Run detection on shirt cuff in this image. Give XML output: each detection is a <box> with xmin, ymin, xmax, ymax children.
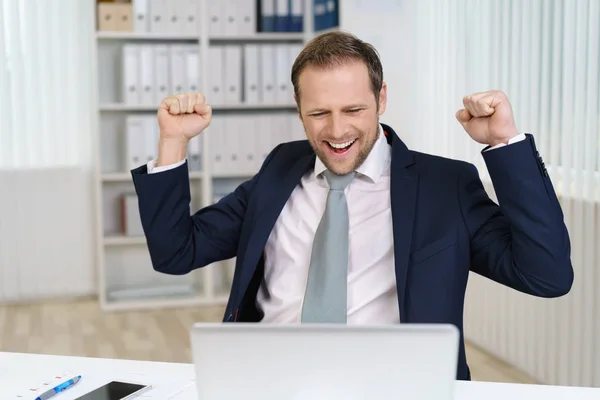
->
<box><xmin>484</xmin><ymin>133</ymin><xmax>527</xmax><ymax>152</ymax></box>
<box><xmin>147</xmin><ymin>158</ymin><xmax>186</xmax><ymax>174</ymax></box>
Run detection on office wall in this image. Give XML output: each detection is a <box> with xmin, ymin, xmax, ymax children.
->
<box><xmin>0</xmin><ymin>1</ymin><xmax>97</xmax><ymax>301</ymax></box>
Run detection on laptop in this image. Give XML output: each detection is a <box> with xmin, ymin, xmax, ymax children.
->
<box><xmin>189</xmin><ymin>323</ymin><xmax>459</xmax><ymax>400</ymax></box>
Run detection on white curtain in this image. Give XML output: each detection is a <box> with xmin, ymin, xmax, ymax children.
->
<box><xmin>0</xmin><ymin>0</ymin><xmax>97</xmax><ymax>301</ymax></box>
<box><xmin>0</xmin><ymin>0</ymin><xmax>95</xmax><ymax>169</ymax></box>
<box><xmin>407</xmin><ymin>0</ymin><xmax>600</xmax><ymax>388</ymax></box>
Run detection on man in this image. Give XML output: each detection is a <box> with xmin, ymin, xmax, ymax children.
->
<box><xmin>131</xmin><ymin>31</ymin><xmax>573</xmax><ymax>380</ymax></box>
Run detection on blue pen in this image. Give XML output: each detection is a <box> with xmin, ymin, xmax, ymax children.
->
<box><xmin>35</xmin><ymin>376</ymin><xmax>82</xmax><ymax>400</ymax></box>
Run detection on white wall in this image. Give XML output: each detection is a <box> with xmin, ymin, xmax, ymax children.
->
<box><xmin>0</xmin><ymin>0</ymin><xmax>98</xmax><ymax>301</ymax></box>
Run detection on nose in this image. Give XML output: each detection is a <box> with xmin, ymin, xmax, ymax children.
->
<box><xmin>329</xmin><ymin>113</ymin><xmax>347</xmax><ymax>140</ymax></box>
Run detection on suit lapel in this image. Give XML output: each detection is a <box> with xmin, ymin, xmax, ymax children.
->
<box><xmin>382</xmin><ymin>124</ymin><xmax>418</xmax><ymax>322</ymax></box>
<box><xmin>237</xmin><ymin>151</ymin><xmax>315</xmax><ymax>303</ymax></box>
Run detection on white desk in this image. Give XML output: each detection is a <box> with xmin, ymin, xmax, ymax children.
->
<box><xmin>1</xmin><ymin>352</ymin><xmax>599</xmax><ymax>400</ymax></box>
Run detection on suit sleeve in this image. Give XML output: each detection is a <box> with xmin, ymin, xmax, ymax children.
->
<box><xmin>458</xmin><ymin>134</ymin><xmax>574</xmax><ymax>297</ymax></box>
<box><xmin>131</xmin><ymin>144</ymin><xmax>281</xmax><ymax>275</ymax></box>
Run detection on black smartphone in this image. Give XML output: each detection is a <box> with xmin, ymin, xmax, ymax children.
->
<box><xmin>74</xmin><ymin>381</ymin><xmax>152</xmax><ymax>400</ymax></box>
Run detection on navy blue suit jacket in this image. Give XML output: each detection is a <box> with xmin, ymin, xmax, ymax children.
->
<box><xmin>131</xmin><ymin>123</ymin><xmax>573</xmax><ymax>381</ymax></box>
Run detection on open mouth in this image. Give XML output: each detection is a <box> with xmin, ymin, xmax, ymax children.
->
<box><xmin>326</xmin><ymin>139</ymin><xmax>357</xmax><ymax>154</ymax></box>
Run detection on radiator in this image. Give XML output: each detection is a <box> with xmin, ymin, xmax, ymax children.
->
<box><xmin>465</xmin><ymin>177</ymin><xmax>600</xmax><ymax>387</ymax></box>
<box><xmin>0</xmin><ymin>168</ymin><xmax>96</xmax><ymax>302</ymax></box>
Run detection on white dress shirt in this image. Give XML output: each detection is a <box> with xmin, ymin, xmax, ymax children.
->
<box><xmin>147</xmin><ymin>126</ymin><xmax>526</xmax><ymax>324</ymax></box>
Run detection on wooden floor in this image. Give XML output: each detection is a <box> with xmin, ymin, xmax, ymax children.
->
<box><xmin>0</xmin><ymin>298</ymin><xmax>535</xmax><ymax>384</ymax></box>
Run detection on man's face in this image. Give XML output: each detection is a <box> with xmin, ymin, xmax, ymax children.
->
<box><xmin>296</xmin><ymin>60</ymin><xmax>387</xmax><ymax>175</ymax></box>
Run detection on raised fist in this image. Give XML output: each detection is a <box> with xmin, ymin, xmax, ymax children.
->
<box><xmin>455</xmin><ymin>90</ymin><xmax>518</xmax><ymax>147</ymax></box>
<box><xmin>157</xmin><ymin>93</ymin><xmax>212</xmax><ymax>141</ymax></box>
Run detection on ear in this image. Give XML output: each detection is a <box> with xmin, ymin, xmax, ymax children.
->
<box><xmin>377</xmin><ymin>82</ymin><xmax>387</xmax><ymax>115</ymax></box>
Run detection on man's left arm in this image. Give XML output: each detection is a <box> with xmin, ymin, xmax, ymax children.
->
<box><xmin>455</xmin><ymin>90</ymin><xmax>573</xmax><ymax>297</ymax></box>
<box><xmin>458</xmin><ymin>136</ymin><xmax>573</xmax><ymax>297</ymax></box>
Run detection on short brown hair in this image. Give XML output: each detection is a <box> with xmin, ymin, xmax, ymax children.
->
<box><xmin>291</xmin><ymin>31</ymin><xmax>384</xmax><ymax>105</ymax></box>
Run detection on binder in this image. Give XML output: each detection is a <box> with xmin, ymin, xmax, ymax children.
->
<box><xmin>153</xmin><ymin>45</ymin><xmax>170</xmax><ymax>104</ymax></box>
<box><xmin>208</xmin><ymin>46</ymin><xmax>225</xmax><ymax>105</ymax></box>
<box><xmin>181</xmin><ymin>0</ymin><xmax>200</xmax><ymax>35</ymax></box>
<box><xmin>223</xmin><ymin>115</ymin><xmax>242</xmax><ymax>174</ymax></box>
<box><xmin>325</xmin><ymin>0</ymin><xmax>338</xmax><ymax>29</ymax></box>
<box><xmin>208</xmin><ymin>0</ymin><xmax>224</xmax><ymax>36</ymax></box>
<box><xmin>165</xmin><ymin>0</ymin><xmax>183</xmax><ymax>33</ymax></box>
<box><xmin>313</xmin><ymin>0</ymin><xmax>326</xmax><ymax>31</ymax></box>
<box><xmin>149</xmin><ymin>0</ymin><xmax>168</xmax><ymax>33</ymax></box>
<box><xmin>259</xmin><ymin>45</ymin><xmax>276</xmax><ymax>104</ymax></box>
<box><xmin>121</xmin><ymin>194</ymin><xmax>144</xmax><ymax>237</ymax></box>
<box><xmin>240</xmin><ymin>116</ymin><xmax>258</xmax><ymax>173</ymax></box>
<box><xmin>224</xmin><ymin>45</ymin><xmax>242</xmax><ymax>105</ymax></box>
<box><xmin>132</xmin><ymin>0</ymin><xmax>149</xmax><ymax>32</ymax></box>
<box><xmin>185</xmin><ymin>44</ymin><xmax>200</xmax><ymax>93</ymax></box>
<box><xmin>189</xmin><ymin>135</ymin><xmax>203</xmax><ymax>171</ymax></box>
<box><xmin>122</xmin><ymin>44</ymin><xmax>140</xmax><ymax>105</ymax></box>
<box><xmin>169</xmin><ymin>45</ymin><xmax>187</xmax><ymax>95</ymax></box>
<box><xmin>237</xmin><ymin>0</ymin><xmax>257</xmax><ymax>35</ymax></box>
<box><xmin>259</xmin><ymin>0</ymin><xmax>275</xmax><ymax>32</ymax></box>
<box><xmin>243</xmin><ymin>44</ymin><xmax>261</xmax><ymax>104</ymax></box>
<box><xmin>274</xmin><ymin>44</ymin><xmax>292</xmax><ymax>105</ymax></box>
<box><xmin>223</xmin><ymin>0</ymin><xmax>238</xmax><ymax>36</ymax></box>
<box><xmin>210</xmin><ymin>116</ymin><xmax>226</xmax><ymax>174</ymax></box>
<box><xmin>289</xmin><ymin>0</ymin><xmax>303</xmax><ymax>32</ymax></box>
<box><xmin>139</xmin><ymin>45</ymin><xmax>155</xmax><ymax>106</ymax></box>
<box><xmin>274</xmin><ymin>0</ymin><xmax>289</xmax><ymax>32</ymax></box>
<box><xmin>125</xmin><ymin>115</ymin><xmax>145</xmax><ymax>170</ymax></box>
<box><xmin>143</xmin><ymin>115</ymin><xmax>159</xmax><ymax>164</ymax></box>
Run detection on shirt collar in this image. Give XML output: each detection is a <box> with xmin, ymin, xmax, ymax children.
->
<box><xmin>314</xmin><ymin>124</ymin><xmax>391</xmax><ymax>183</ymax></box>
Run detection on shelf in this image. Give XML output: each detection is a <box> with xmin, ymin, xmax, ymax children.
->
<box><xmin>102</xmin><ymin>171</ymin><xmax>204</xmax><ymax>182</ymax></box>
<box><xmin>96</xmin><ymin>31</ymin><xmax>304</xmax><ymax>42</ymax></box>
<box><xmin>212</xmin><ymin>172</ymin><xmax>256</xmax><ymax>179</ymax></box>
<box><xmin>104</xmin><ymin>235</ymin><xmax>146</xmax><ymax>246</ymax></box>
<box><xmin>209</xmin><ymin>32</ymin><xmax>304</xmax><ymax>42</ymax></box>
<box><xmin>102</xmin><ymin>294</ymin><xmax>228</xmax><ymax>312</ymax></box>
<box><xmin>96</xmin><ymin>31</ymin><xmax>199</xmax><ymax>41</ymax></box>
<box><xmin>99</xmin><ymin>103</ymin><xmax>297</xmax><ymax>111</ymax></box>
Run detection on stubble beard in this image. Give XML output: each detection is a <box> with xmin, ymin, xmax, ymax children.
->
<box><xmin>308</xmin><ymin>121</ymin><xmax>380</xmax><ymax>176</ymax></box>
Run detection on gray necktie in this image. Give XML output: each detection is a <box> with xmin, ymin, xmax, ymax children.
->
<box><xmin>301</xmin><ymin>170</ymin><xmax>356</xmax><ymax>323</ymax></box>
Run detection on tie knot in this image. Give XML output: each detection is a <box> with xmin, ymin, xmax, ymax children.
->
<box><xmin>323</xmin><ymin>170</ymin><xmax>356</xmax><ymax>191</ymax></box>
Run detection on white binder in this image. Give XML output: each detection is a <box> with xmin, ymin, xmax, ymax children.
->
<box><xmin>122</xmin><ymin>44</ymin><xmax>140</xmax><ymax>105</ymax></box>
<box><xmin>125</xmin><ymin>115</ymin><xmax>146</xmax><ymax>170</ymax></box>
<box><xmin>153</xmin><ymin>45</ymin><xmax>170</xmax><ymax>104</ymax></box>
<box><xmin>259</xmin><ymin>45</ymin><xmax>276</xmax><ymax>104</ymax></box>
<box><xmin>208</xmin><ymin>46</ymin><xmax>225</xmax><ymax>105</ymax></box>
<box><xmin>275</xmin><ymin>44</ymin><xmax>292</xmax><ymax>104</ymax></box>
<box><xmin>210</xmin><ymin>116</ymin><xmax>226</xmax><ymax>174</ymax></box>
<box><xmin>149</xmin><ymin>0</ymin><xmax>168</xmax><ymax>33</ymax></box>
<box><xmin>181</xmin><ymin>0</ymin><xmax>200</xmax><ymax>35</ymax></box>
<box><xmin>169</xmin><ymin>45</ymin><xmax>187</xmax><ymax>95</ymax></box>
<box><xmin>243</xmin><ymin>44</ymin><xmax>261</xmax><ymax>104</ymax></box>
<box><xmin>236</xmin><ymin>0</ymin><xmax>256</xmax><ymax>35</ymax></box>
<box><xmin>223</xmin><ymin>0</ymin><xmax>239</xmax><ymax>36</ymax></box>
<box><xmin>132</xmin><ymin>0</ymin><xmax>149</xmax><ymax>32</ymax></box>
<box><xmin>208</xmin><ymin>0</ymin><xmax>224</xmax><ymax>36</ymax></box>
<box><xmin>185</xmin><ymin>44</ymin><xmax>200</xmax><ymax>93</ymax></box>
<box><xmin>139</xmin><ymin>45</ymin><xmax>155</xmax><ymax>106</ymax></box>
<box><xmin>224</xmin><ymin>45</ymin><xmax>242</xmax><ymax>104</ymax></box>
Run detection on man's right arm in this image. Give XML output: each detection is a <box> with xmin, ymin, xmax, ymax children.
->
<box><xmin>132</xmin><ymin>141</ymin><xmax>281</xmax><ymax>276</ymax></box>
<box><xmin>132</xmin><ymin>92</ymin><xmax>253</xmax><ymax>275</ymax></box>
<box><xmin>132</xmin><ymin>159</ymin><xmax>253</xmax><ymax>275</ymax></box>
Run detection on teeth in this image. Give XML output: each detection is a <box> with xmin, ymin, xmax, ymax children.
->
<box><xmin>328</xmin><ymin>139</ymin><xmax>355</xmax><ymax>149</ymax></box>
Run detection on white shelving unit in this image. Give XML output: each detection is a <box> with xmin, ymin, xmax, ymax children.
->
<box><xmin>91</xmin><ymin>0</ymin><xmax>336</xmax><ymax>311</ymax></box>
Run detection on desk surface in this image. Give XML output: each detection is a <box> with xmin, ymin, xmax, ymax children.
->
<box><xmin>1</xmin><ymin>352</ymin><xmax>599</xmax><ymax>399</ymax></box>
